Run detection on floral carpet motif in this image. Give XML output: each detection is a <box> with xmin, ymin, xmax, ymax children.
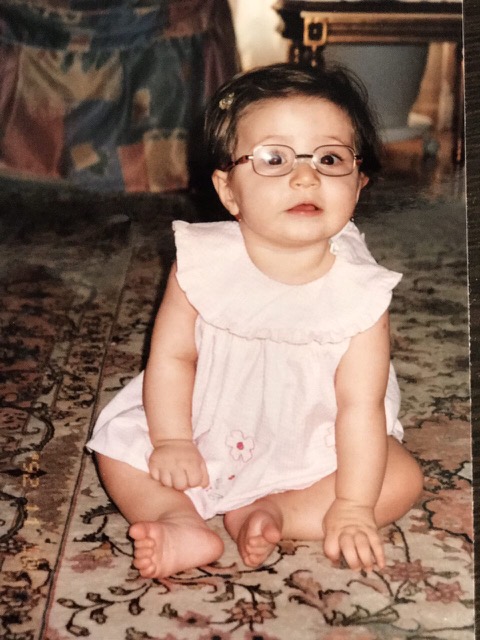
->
<box><xmin>0</xmin><ymin>173</ymin><xmax>473</xmax><ymax>640</ymax></box>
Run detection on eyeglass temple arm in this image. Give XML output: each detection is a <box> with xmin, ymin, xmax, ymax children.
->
<box><xmin>224</xmin><ymin>155</ymin><xmax>252</xmax><ymax>171</ymax></box>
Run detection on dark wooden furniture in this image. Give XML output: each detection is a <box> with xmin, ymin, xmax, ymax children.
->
<box><xmin>274</xmin><ymin>0</ymin><xmax>464</xmax><ymax>162</ymax></box>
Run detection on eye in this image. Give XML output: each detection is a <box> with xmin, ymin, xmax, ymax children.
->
<box><xmin>266</xmin><ymin>153</ymin><xmax>284</xmax><ymax>166</ymax></box>
<box><xmin>316</xmin><ymin>146</ymin><xmax>351</xmax><ymax>166</ymax></box>
<box><xmin>319</xmin><ymin>152</ymin><xmax>343</xmax><ymax>166</ymax></box>
<box><xmin>257</xmin><ymin>146</ymin><xmax>291</xmax><ymax>166</ymax></box>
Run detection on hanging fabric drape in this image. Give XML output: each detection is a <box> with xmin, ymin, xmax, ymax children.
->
<box><xmin>0</xmin><ymin>0</ymin><xmax>239</xmax><ymax>192</ymax></box>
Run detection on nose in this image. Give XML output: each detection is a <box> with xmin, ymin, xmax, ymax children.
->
<box><xmin>289</xmin><ymin>158</ymin><xmax>320</xmax><ymax>188</ymax></box>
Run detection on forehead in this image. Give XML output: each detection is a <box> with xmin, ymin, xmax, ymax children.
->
<box><xmin>235</xmin><ymin>95</ymin><xmax>355</xmax><ymax>145</ymax></box>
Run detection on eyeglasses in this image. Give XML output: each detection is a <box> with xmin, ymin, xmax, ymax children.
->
<box><xmin>225</xmin><ymin>144</ymin><xmax>363</xmax><ymax>177</ymax></box>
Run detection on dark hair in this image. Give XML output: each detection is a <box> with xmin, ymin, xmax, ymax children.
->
<box><xmin>204</xmin><ymin>62</ymin><xmax>383</xmax><ymax>181</ymax></box>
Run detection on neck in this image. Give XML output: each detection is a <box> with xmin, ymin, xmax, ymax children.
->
<box><xmin>240</xmin><ymin>226</ymin><xmax>335</xmax><ymax>285</ymax></box>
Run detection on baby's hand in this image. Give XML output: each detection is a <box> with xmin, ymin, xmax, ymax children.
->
<box><xmin>322</xmin><ymin>498</ymin><xmax>385</xmax><ymax>572</ymax></box>
<box><xmin>148</xmin><ymin>439</ymin><xmax>209</xmax><ymax>491</ymax></box>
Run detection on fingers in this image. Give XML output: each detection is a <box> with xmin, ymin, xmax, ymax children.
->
<box><xmin>159</xmin><ymin>467</ymin><xmax>194</xmax><ymax>491</ymax></box>
<box><xmin>339</xmin><ymin>532</ymin><xmax>374</xmax><ymax>571</ymax></box>
<box><xmin>149</xmin><ymin>457</ymin><xmax>210</xmax><ymax>490</ymax></box>
<box><xmin>365</xmin><ymin>531</ymin><xmax>385</xmax><ymax>569</ymax></box>
<box><xmin>324</xmin><ymin>529</ymin><xmax>385</xmax><ymax>572</ymax></box>
<box><xmin>323</xmin><ymin>532</ymin><xmax>341</xmax><ymax>565</ymax></box>
<box><xmin>162</xmin><ymin>468</ymin><xmax>187</xmax><ymax>490</ymax></box>
<box><xmin>199</xmin><ymin>459</ymin><xmax>210</xmax><ymax>488</ymax></box>
<box><xmin>149</xmin><ymin>465</ymin><xmax>161</xmax><ymax>482</ymax></box>
<box><xmin>148</xmin><ymin>440</ymin><xmax>210</xmax><ymax>490</ymax></box>
<box><xmin>186</xmin><ymin>458</ymin><xmax>210</xmax><ymax>488</ymax></box>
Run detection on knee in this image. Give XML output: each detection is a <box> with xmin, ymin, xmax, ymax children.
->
<box><xmin>396</xmin><ymin>450</ymin><xmax>424</xmax><ymax>506</ymax></box>
<box><xmin>385</xmin><ymin>440</ymin><xmax>424</xmax><ymax>509</ymax></box>
<box><xmin>408</xmin><ymin>456</ymin><xmax>424</xmax><ymax>504</ymax></box>
<box><xmin>94</xmin><ymin>451</ymin><xmax>111</xmax><ymax>479</ymax></box>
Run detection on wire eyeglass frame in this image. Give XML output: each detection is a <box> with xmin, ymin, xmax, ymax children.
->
<box><xmin>225</xmin><ymin>144</ymin><xmax>363</xmax><ymax>177</ymax></box>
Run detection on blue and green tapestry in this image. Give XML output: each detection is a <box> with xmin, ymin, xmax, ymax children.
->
<box><xmin>0</xmin><ymin>1</ymin><xmax>238</xmax><ymax>192</ymax></box>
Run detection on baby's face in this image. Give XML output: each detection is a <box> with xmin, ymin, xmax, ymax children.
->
<box><xmin>213</xmin><ymin>95</ymin><xmax>369</xmax><ymax>253</ymax></box>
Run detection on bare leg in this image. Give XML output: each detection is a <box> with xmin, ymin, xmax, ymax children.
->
<box><xmin>96</xmin><ymin>454</ymin><xmax>224</xmax><ymax>578</ymax></box>
<box><xmin>224</xmin><ymin>437</ymin><xmax>423</xmax><ymax>567</ymax></box>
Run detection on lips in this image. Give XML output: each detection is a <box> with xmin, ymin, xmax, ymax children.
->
<box><xmin>287</xmin><ymin>203</ymin><xmax>321</xmax><ymax>215</ymax></box>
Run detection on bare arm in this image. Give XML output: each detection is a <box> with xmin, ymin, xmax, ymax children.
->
<box><xmin>323</xmin><ymin>310</ymin><xmax>391</xmax><ymax>571</ymax></box>
<box><xmin>143</xmin><ymin>263</ymin><xmax>208</xmax><ymax>489</ymax></box>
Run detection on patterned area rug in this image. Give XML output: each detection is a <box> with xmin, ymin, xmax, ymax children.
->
<box><xmin>0</xmin><ymin>172</ymin><xmax>473</xmax><ymax>640</ymax></box>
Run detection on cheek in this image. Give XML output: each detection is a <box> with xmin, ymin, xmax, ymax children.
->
<box><xmin>236</xmin><ymin>178</ymin><xmax>275</xmax><ymax>209</ymax></box>
<box><xmin>327</xmin><ymin>181</ymin><xmax>360</xmax><ymax>206</ymax></box>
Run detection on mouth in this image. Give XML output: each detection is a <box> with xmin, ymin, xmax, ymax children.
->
<box><xmin>286</xmin><ymin>203</ymin><xmax>322</xmax><ymax>216</ymax></box>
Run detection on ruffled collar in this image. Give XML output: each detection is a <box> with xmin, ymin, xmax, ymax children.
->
<box><xmin>173</xmin><ymin>220</ymin><xmax>402</xmax><ymax>345</ymax></box>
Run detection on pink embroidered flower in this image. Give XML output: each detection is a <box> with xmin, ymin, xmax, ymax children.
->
<box><xmin>226</xmin><ymin>430</ymin><xmax>255</xmax><ymax>462</ymax></box>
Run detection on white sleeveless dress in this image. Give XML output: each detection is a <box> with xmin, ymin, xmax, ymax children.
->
<box><xmin>87</xmin><ymin>220</ymin><xmax>404</xmax><ymax>520</ymax></box>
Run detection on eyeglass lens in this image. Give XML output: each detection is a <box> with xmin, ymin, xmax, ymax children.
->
<box><xmin>253</xmin><ymin>144</ymin><xmax>355</xmax><ymax>177</ymax></box>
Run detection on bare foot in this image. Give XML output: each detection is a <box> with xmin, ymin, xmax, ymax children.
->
<box><xmin>129</xmin><ymin>517</ymin><xmax>224</xmax><ymax>578</ymax></box>
<box><xmin>235</xmin><ymin>509</ymin><xmax>282</xmax><ymax>567</ymax></box>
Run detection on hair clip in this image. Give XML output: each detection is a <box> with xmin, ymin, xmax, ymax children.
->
<box><xmin>219</xmin><ymin>92</ymin><xmax>234</xmax><ymax>111</ymax></box>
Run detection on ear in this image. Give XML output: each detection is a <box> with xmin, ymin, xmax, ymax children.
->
<box><xmin>360</xmin><ymin>173</ymin><xmax>369</xmax><ymax>188</ymax></box>
<box><xmin>355</xmin><ymin>172</ymin><xmax>369</xmax><ymax>202</ymax></box>
<box><xmin>212</xmin><ymin>170</ymin><xmax>240</xmax><ymax>218</ymax></box>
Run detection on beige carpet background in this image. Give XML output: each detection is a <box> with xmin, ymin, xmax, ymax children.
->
<box><xmin>0</xmin><ymin>171</ymin><xmax>473</xmax><ymax>639</ymax></box>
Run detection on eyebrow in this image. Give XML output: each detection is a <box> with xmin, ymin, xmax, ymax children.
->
<box><xmin>257</xmin><ymin>133</ymin><xmax>355</xmax><ymax>147</ymax></box>
<box><xmin>253</xmin><ymin>136</ymin><xmax>355</xmax><ymax>148</ymax></box>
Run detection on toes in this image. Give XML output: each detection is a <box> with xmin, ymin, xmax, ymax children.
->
<box><xmin>129</xmin><ymin>522</ymin><xmax>148</xmax><ymax>540</ymax></box>
<box><xmin>237</xmin><ymin>512</ymin><xmax>281</xmax><ymax>568</ymax></box>
<box><xmin>132</xmin><ymin>554</ymin><xmax>161</xmax><ymax>579</ymax></box>
<box><xmin>263</xmin><ymin>523</ymin><xmax>281</xmax><ymax>544</ymax></box>
<box><xmin>242</xmin><ymin>555</ymin><xmax>259</xmax><ymax>567</ymax></box>
<box><xmin>243</xmin><ymin>552</ymin><xmax>265</xmax><ymax>567</ymax></box>
<box><xmin>133</xmin><ymin>557</ymin><xmax>150</xmax><ymax>569</ymax></box>
<box><xmin>245</xmin><ymin>531</ymin><xmax>278</xmax><ymax>552</ymax></box>
<box><xmin>246</xmin><ymin>535</ymin><xmax>269</xmax><ymax>549</ymax></box>
<box><xmin>243</xmin><ymin>535</ymin><xmax>277</xmax><ymax>567</ymax></box>
<box><xmin>133</xmin><ymin>537</ymin><xmax>155</xmax><ymax>550</ymax></box>
<box><xmin>133</xmin><ymin>557</ymin><xmax>154</xmax><ymax>572</ymax></box>
<box><xmin>134</xmin><ymin>547</ymin><xmax>153</xmax><ymax>560</ymax></box>
<box><xmin>137</xmin><ymin>564</ymin><xmax>157</xmax><ymax>578</ymax></box>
